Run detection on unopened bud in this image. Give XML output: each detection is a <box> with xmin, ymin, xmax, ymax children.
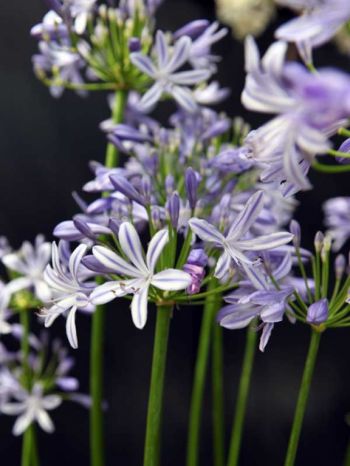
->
<box><xmin>321</xmin><ymin>235</ymin><xmax>332</xmax><ymax>262</ymax></box>
<box><xmin>335</xmin><ymin>254</ymin><xmax>346</xmax><ymax>279</ymax></box>
<box><xmin>306</xmin><ymin>299</ymin><xmax>329</xmax><ymax>325</ymax></box>
<box><xmin>314</xmin><ymin>231</ymin><xmax>324</xmax><ymax>253</ymax></box>
<box><xmin>167</xmin><ymin>192</ymin><xmax>180</xmax><ymax>229</ymax></box>
<box><xmin>289</xmin><ymin>220</ymin><xmax>301</xmax><ymax>248</ymax></box>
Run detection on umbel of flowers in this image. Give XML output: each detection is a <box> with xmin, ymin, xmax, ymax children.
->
<box><xmin>2</xmin><ymin>0</ymin><xmax>350</xmax><ymax>465</ymax></box>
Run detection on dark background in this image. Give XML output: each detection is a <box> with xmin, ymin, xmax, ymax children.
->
<box><xmin>1</xmin><ymin>1</ymin><xmax>350</xmax><ymax>465</ymax></box>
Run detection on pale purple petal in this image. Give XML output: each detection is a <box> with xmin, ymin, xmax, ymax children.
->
<box><xmin>118</xmin><ymin>223</ymin><xmax>148</xmax><ymax>275</ymax></box>
<box><xmin>152</xmin><ymin>269</ymin><xmax>192</xmax><ymax>291</ymax></box>
<box><xmin>146</xmin><ymin>229</ymin><xmax>169</xmax><ymax>272</ymax></box>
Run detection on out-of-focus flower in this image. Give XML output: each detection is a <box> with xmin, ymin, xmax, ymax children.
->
<box><xmin>1</xmin><ymin>384</ymin><xmax>62</xmax><ymax>436</ymax></box>
<box><xmin>216</xmin><ymin>0</ymin><xmax>275</xmax><ymax>40</ymax></box>
<box><xmin>276</xmin><ymin>0</ymin><xmax>350</xmax><ymax>63</ymax></box>
<box><xmin>1</xmin><ymin>235</ymin><xmax>51</xmax><ymax>303</ymax></box>
<box><xmin>90</xmin><ymin>223</ymin><xmax>191</xmax><ymax>329</ymax></box>
<box><xmin>242</xmin><ymin>37</ymin><xmax>350</xmax><ymax>192</ymax></box>
<box><xmin>323</xmin><ymin>197</ymin><xmax>350</xmax><ymax>251</ymax></box>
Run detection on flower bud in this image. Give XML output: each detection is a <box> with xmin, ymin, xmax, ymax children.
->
<box><xmin>321</xmin><ymin>235</ymin><xmax>332</xmax><ymax>262</ymax></box>
<box><xmin>306</xmin><ymin>299</ymin><xmax>329</xmax><ymax>325</ymax></box>
<box><xmin>185</xmin><ymin>167</ymin><xmax>200</xmax><ymax>210</ymax></box>
<box><xmin>110</xmin><ymin>175</ymin><xmax>146</xmax><ymax>206</ymax></box>
<box><xmin>167</xmin><ymin>192</ymin><xmax>180</xmax><ymax>229</ymax></box>
<box><xmin>129</xmin><ymin>37</ymin><xmax>141</xmax><ymax>52</ymax></box>
<box><xmin>108</xmin><ymin>218</ymin><xmax>120</xmax><ymax>236</ymax></box>
<box><xmin>165</xmin><ymin>175</ymin><xmax>175</xmax><ymax>195</ymax></box>
<box><xmin>173</xmin><ymin>19</ymin><xmax>209</xmax><ymax>40</ymax></box>
<box><xmin>314</xmin><ymin>231</ymin><xmax>324</xmax><ymax>253</ymax></box>
<box><xmin>289</xmin><ymin>220</ymin><xmax>301</xmax><ymax>248</ymax></box>
<box><xmin>335</xmin><ymin>254</ymin><xmax>346</xmax><ymax>279</ymax></box>
<box><xmin>73</xmin><ymin>217</ymin><xmax>96</xmax><ymax>241</ymax></box>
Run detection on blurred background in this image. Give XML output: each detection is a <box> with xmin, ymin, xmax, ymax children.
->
<box><xmin>1</xmin><ymin>0</ymin><xmax>350</xmax><ymax>464</ymax></box>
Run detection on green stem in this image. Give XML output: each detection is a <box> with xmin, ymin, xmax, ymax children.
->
<box><xmin>90</xmin><ymin>304</ymin><xmax>105</xmax><ymax>466</ymax></box>
<box><xmin>186</xmin><ymin>279</ymin><xmax>220</xmax><ymax>466</ymax></box>
<box><xmin>312</xmin><ymin>160</ymin><xmax>350</xmax><ymax>173</ymax></box>
<box><xmin>143</xmin><ymin>305</ymin><xmax>173</xmax><ymax>466</ymax></box>
<box><xmin>227</xmin><ymin>324</ymin><xmax>257</xmax><ymax>466</ymax></box>
<box><xmin>212</xmin><ymin>323</ymin><xmax>225</xmax><ymax>466</ymax></box>
<box><xmin>105</xmin><ymin>91</ymin><xmax>127</xmax><ymax>168</ymax></box>
<box><xmin>90</xmin><ymin>90</ymin><xmax>127</xmax><ymax>466</ymax></box>
<box><xmin>21</xmin><ymin>427</ymin><xmax>33</xmax><ymax>466</ymax></box>
<box><xmin>284</xmin><ymin>330</ymin><xmax>321</xmax><ymax>466</ymax></box>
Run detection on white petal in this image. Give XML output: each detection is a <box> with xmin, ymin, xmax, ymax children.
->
<box><xmin>131</xmin><ymin>284</ymin><xmax>149</xmax><ymax>329</ymax></box>
<box><xmin>42</xmin><ymin>395</ymin><xmax>62</xmax><ymax>411</ymax></box>
<box><xmin>189</xmin><ymin>218</ymin><xmax>225</xmax><ymax>244</ymax></box>
<box><xmin>69</xmin><ymin>244</ymin><xmax>87</xmax><ymax>283</ymax></box>
<box><xmin>13</xmin><ymin>412</ymin><xmax>33</xmax><ymax>436</ymax></box>
<box><xmin>146</xmin><ymin>229</ymin><xmax>169</xmax><ymax>273</ymax></box>
<box><xmin>66</xmin><ymin>306</ymin><xmax>78</xmax><ymax>349</ymax></box>
<box><xmin>235</xmin><ymin>232</ymin><xmax>294</xmax><ymax>251</ymax></box>
<box><xmin>36</xmin><ymin>409</ymin><xmax>55</xmax><ymax>433</ymax></box>
<box><xmin>90</xmin><ymin>279</ymin><xmax>140</xmax><ymax>305</ymax></box>
<box><xmin>152</xmin><ymin>269</ymin><xmax>191</xmax><ymax>291</ymax></box>
<box><xmin>118</xmin><ymin>223</ymin><xmax>148</xmax><ymax>275</ymax></box>
<box><xmin>92</xmin><ymin>245</ymin><xmax>142</xmax><ymax>278</ymax></box>
<box><xmin>34</xmin><ymin>280</ymin><xmax>51</xmax><ymax>302</ymax></box>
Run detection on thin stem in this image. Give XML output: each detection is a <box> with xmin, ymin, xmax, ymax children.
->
<box><xmin>21</xmin><ymin>426</ymin><xmax>33</xmax><ymax>466</ymax></box>
<box><xmin>186</xmin><ymin>279</ymin><xmax>220</xmax><ymax>466</ymax></box>
<box><xmin>227</xmin><ymin>324</ymin><xmax>257</xmax><ymax>466</ymax></box>
<box><xmin>344</xmin><ymin>436</ymin><xmax>350</xmax><ymax>466</ymax></box>
<box><xmin>312</xmin><ymin>160</ymin><xmax>350</xmax><ymax>173</ymax></box>
<box><xmin>284</xmin><ymin>330</ymin><xmax>321</xmax><ymax>466</ymax></box>
<box><xmin>143</xmin><ymin>305</ymin><xmax>173</xmax><ymax>466</ymax></box>
<box><xmin>90</xmin><ymin>90</ymin><xmax>127</xmax><ymax>466</ymax></box>
<box><xmin>105</xmin><ymin>91</ymin><xmax>127</xmax><ymax>168</ymax></box>
<box><xmin>211</xmin><ymin>322</ymin><xmax>225</xmax><ymax>466</ymax></box>
<box><xmin>90</xmin><ymin>303</ymin><xmax>105</xmax><ymax>466</ymax></box>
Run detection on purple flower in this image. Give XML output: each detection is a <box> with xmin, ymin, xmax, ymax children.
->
<box><xmin>306</xmin><ymin>298</ymin><xmax>329</xmax><ymax>325</ymax></box>
<box><xmin>90</xmin><ymin>223</ymin><xmax>191</xmax><ymax>329</ymax></box>
<box><xmin>185</xmin><ymin>167</ymin><xmax>200</xmax><ymax>210</ymax></box>
<box><xmin>323</xmin><ymin>197</ymin><xmax>350</xmax><ymax>251</ymax></box>
<box><xmin>30</xmin><ymin>10</ymin><xmax>68</xmax><ymax>40</ymax></box>
<box><xmin>242</xmin><ymin>37</ymin><xmax>350</xmax><ymax>192</ymax></box>
<box><xmin>276</xmin><ymin>0</ymin><xmax>350</xmax><ymax>63</ymax></box>
<box><xmin>189</xmin><ymin>191</ymin><xmax>294</xmax><ymax>280</ymax></box>
<box><xmin>130</xmin><ymin>30</ymin><xmax>211</xmax><ymax>113</ymax></box>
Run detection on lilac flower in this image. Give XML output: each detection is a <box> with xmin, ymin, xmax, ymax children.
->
<box><xmin>193</xmin><ymin>81</ymin><xmax>230</xmax><ymax>105</ymax></box>
<box><xmin>323</xmin><ymin>197</ymin><xmax>350</xmax><ymax>251</ymax></box>
<box><xmin>30</xmin><ymin>10</ymin><xmax>68</xmax><ymax>40</ymax></box>
<box><xmin>64</xmin><ymin>0</ymin><xmax>97</xmax><ymax>34</ymax></box>
<box><xmin>188</xmin><ymin>191</ymin><xmax>294</xmax><ymax>280</ymax></box>
<box><xmin>1</xmin><ymin>235</ymin><xmax>52</xmax><ymax>303</ymax></box>
<box><xmin>42</xmin><ymin>242</ymin><xmax>95</xmax><ymax>348</ymax></box>
<box><xmin>306</xmin><ymin>298</ymin><xmax>329</xmax><ymax>325</ymax></box>
<box><xmin>1</xmin><ymin>384</ymin><xmax>61</xmax><ymax>436</ymax></box>
<box><xmin>218</xmin><ymin>259</ymin><xmax>294</xmax><ymax>351</ymax></box>
<box><xmin>130</xmin><ymin>30</ymin><xmax>211</xmax><ymax>113</ymax></box>
<box><xmin>276</xmin><ymin>0</ymin><xmax>350</xmax><ymax>63</ymax></box>
<box><xmin>242</xmin><ymin>37</ymin><xmax>350</xmax><ymax>191</ymax></box>
<box><xmin>90</xmin><ymin>223</ymin><xmax>191</xmax><ymax>329</ymax></box>
<box><xmin>32</xmin><ymin>41</ymin><xmax>85</xmax><ymax>98</ymax></box>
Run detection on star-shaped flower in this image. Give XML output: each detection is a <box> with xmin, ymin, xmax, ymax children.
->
<box><xmin>90</xmin><ymin>222</ymin><xmax>192</xmax><ymax>329</ymax></box>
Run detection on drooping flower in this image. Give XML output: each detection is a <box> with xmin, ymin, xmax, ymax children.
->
<box><xmin>1</xmin><ymin>235</ymin><xmax>52</xmax><ymax>303</ymax></box>
<box><xmin>1</xmin><ymin>384</ymin><xmax>62</xmax><ymax>436</ymax></box>
<box><xmin>42</xmin><ymin>242</ymin><xmax>95</xmax><ymax>348</ymax></box>
<box><xmin>188</xmin><ymin>191</ymin><xmax>294</xmax><ymax>280</ymax></box>
<box><xmin>241</xmin><ymin>37</ymin><xmax>350</xmax><ymax>192</ymax></box>
<box><xmin>90</xmin><ymin>222</ymin><xmax>191</xmax><ymax>329</ymax></box>
<box><xmin>130</xmin><ymin>30</ymin><xmax>212</xmax><ymax>113</ymax></box>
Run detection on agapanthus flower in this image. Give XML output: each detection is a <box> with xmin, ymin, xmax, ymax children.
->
<box><xmin>130</xmin><ymin>30</ymin><xmax>212</xmax><ymax>113</ymax></box>
<box><xmin>90</xmin><ymin>222</ymin><xmax>191</xmax><ymax>329</ymax></box>
<box><xmin>30</xmin><ymin>10</ymin><xmax>68</xmax><ymax>40</ymax></box>
<box><xmin>1</xmin><ymin>383</ymin><xmax>62</xmax><ymax>436</ymax></box>
<box><xmin>42</xmin><ymin>242</ymin><xmax>95</xmax><ymax>348</ymax></box>
<box><xmin>32</xmin><ymin>41</ymin><xmax>86</xmax><ymax>98</ymax></box>
<box><xmin>217</xmin><ymin>254</ymin><xmax>294</xmax><ymax>351</ymax></box>
<box><xmin>241</xmin><ymin>37</ymin><xmax>350</xmax><ymax>192</ymax></box>
<box><xmin>1</xmin><ymin>235</ymin><xmax>52</xmax><ymax>303</ymax></box>
<box><xmin>276</xmin><ymin>0</ymin><xmax>350</xmax><ymax>63</ymax></box>
<box><xmin>323</xmin><ymin>197</ymin><xmax>350</xmax><ymax>251</ymax></box>
<box><xmin>188</xmin><ymin>191</ymin><xmax>294</xmax><ymax>280</ymax></box>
